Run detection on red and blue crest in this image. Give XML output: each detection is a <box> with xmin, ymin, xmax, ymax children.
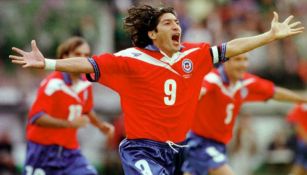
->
<box><xmin>182</xmin><ymin>59</ymin><xmax>193</xmax><ymax>73</ymax></box>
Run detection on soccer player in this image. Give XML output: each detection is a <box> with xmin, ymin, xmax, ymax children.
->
<box><xmin>9</xmin><ymin>5</ymin><xmax>304</xmax><ymax>175</ymax></box>
<box><xmin>22</xmin><ymin>37</ymin><xmax>114</xmax><ymax>175</ymax></box>
<box><xmin>182</xmin><ymin>53</ymin><xmax>307</xmax><ymax>175</ymax></box>
<box><xmin>287</xmin><ymin>104</ymin><xmax>307</xmax><ymax>175</ymax></box>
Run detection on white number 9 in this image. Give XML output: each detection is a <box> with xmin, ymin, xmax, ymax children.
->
<box><xmin>135</xmin><ymin>159</ymin><xmax>153</xmax><ymax>175</ymax></box>
<box><xmin>164</xmin><ymin>79</ymin><xmax>177</xmax><ymax>106</ymax></box>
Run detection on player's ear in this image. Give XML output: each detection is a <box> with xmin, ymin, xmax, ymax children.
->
<box><xmin>148</xmin><ymin>30</ymin><xmax>157</xmax><ymax>40</ymax></box>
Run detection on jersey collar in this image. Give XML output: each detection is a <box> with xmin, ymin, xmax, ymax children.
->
<box><xmin>61</xmin><ymin>72</ymin><xmax>72</xmax><ymax>85</ymax></box>
<box><xmin>144</xmin><ymin>44</ymin><xmax>185</xmax><ymax>52</ymax></box>
<box><xmin>61</xmin><ymin>72</ymin><xmax>83</xmax><ymax>85</ymax></box>
<box><xmin>217</xmin><ymin>65</ymin><xmax>230</xmax><ymax>84</ymax></box>
<box><xmin>218</xmin><ymin>65</ymin><xmax>244</xmax><ymax>85</ymax></box>
<box><xmin>144</xmin><ymin>44</ymin><xmax>185</xmax><ymax>64</ymax></box>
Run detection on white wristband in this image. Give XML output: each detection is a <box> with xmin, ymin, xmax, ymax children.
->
<box><xmin>44</xmin><ymin>59</ymin><xmax>56</xmax><ymax>70</ymax></box>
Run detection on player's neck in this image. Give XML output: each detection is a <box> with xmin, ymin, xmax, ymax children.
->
<box><xmin>153</xmin><ymin>42</ymin><xmax>177</xmax><ymax>58</ymax></box>
<box><xmin>224</xmin><ymin>71</ymin><xmax>239</xmax><ymax>86</ymax></box>
<box><xmin>229</xmin><ymin>78</ymin><xmax>239</xmax><ymax>86</ymax></box>
<box><xmin>69</xmin><ymin>73</ymin><xmax>81</xmax><ymax>84</ymax></box>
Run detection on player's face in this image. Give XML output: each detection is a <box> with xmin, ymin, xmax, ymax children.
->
<box><xmin>151</xmin><ymin>13</ymin><xmax>181</xmax><ymax>57</ymax></box>
<box><xmin>67</xmin><ymin>43</ymin><xmax>91</xmax><ymax>58</ymax></box>
<box><xmin>225</xmin><ymin>53</ymin><xmax>249</xmax><ymax>81</ymax></box>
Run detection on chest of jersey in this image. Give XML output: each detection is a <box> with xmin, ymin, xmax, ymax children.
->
<box><xmin>42</xmin><ymin>78</ymin><xmax>91</xmax><ymax>119</ymax></box>
<box><xmin>117</xmin><ymin>48</ymin><xmax>209</xmax><ymax>108</ymax></box>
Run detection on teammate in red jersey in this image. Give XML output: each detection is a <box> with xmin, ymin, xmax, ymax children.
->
<box><xmin>23</xmin><ymin>37</ymin><xmax>114</xmax><ymax>175</ymax></box>
<box><xmin>10</xmin><ymin>4</ymin><xmax>304</xmax><ymax>175</ymax></box>
<box><xmin>287</xmin><ymin>104</ymin><xmax>307</xmax><ymax>175</ymax></box>
<box><xmin>182</xmin><ymin>53</ymin><xmax>307</xmax><ymax>175</ymax></box>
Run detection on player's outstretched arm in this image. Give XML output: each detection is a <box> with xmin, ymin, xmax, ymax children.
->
<box><xmin>225</xmin><ymin>12</ymin><xmax>304</xmax><ymax>58</ymax></box>
<box><xmin>9</xmin><ymin>40</ymin><xmax>94</xmax><ymax>73</ymax></box>
<box><xmin>273</xmin><ymin>87</ymin><xmax>307</xmax><ymax>103</ymax></box>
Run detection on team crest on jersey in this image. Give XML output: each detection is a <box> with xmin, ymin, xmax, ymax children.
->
<box><xmin>182</xmin><ymin>59</ymin><xmax>193</xmax><ymax>73</ymax></box>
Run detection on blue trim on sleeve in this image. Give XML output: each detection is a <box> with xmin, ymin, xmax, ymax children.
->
<box><xmin>86</xmin><ymin>57</ymin><xmax>100</xmax><ymax>82</ymax></box>
<box><xmin>220</xmin><ymin>42</ymin><xmax>228</xmax><ymax>62</ymax></box>
<box><xmin>29</xmin><ymin>111</ymin><xmax>45</xmax><ymax>124</ymax></box>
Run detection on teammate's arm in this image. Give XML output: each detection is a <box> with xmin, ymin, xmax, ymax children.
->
<box><xmin>87</xmin><ymin>110</ymin><xmax>114</xmax><ymax>138</ymax></box>
<box><xmin>295</xmin><ymin>124</ymin><xmax>307</xmax><ymax>143</ymax></box>
<box><xmin>225</xmin><ymin>12</ymin><xmax>304</xmax><ymax>58</ymax></box>
<box><xmin>34</xmin><ymin>114</ymin><xmax>89</xmax><ymax>128</ymax></box>
<box><xmin>273</xmin><ymin>87</ymin><xmax>307</xmax><ymax>103</ymax></box>
<box><xmin>9</xmin><ymin>40</ymin><xmax>93</xmax><ymax>73</ymax></box>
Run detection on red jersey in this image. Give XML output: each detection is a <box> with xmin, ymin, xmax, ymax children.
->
<box><xmin>88</xmin><ymin>43</ymin><xmax>222</xmax><ymax>142</ymax></box>
<box><xmin>192</xmin><ymin>67</ymin><xmax>275</xmax><ymax>144</ymax></box>
<box><xmin>27</xmin><ymin>72</ymin><xmax>93</xmax><ymax>149</ymax></box>
<box><xmin>287</xmin><ymin>104</ymin><xmax>307</xmax><ymax>135</ymax></box>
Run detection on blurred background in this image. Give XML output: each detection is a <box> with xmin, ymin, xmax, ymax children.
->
<box><xmin>0</xmin><ymin>0</ymin><xmax>307</xmax><ymax>174</ymax></box>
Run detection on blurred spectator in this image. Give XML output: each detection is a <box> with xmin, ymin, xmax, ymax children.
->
<box><xmin>0</xmin><ymin>132</ymin><xmax>18</xmax><ymax>175</ymax></box>
<box><xmin>182</xmin><ymin>19</ymin><xmax>213</xmax><ymax>43</ymax></box>
<box><xmin>287</xmin><ymin>104</ymin><xmax>307</xmax><ymax>175</ymax></box>
<box><xmin>229</xmin><ymin>114</ymin><xmax>258</xmax><ymax>175</ymax></box>
<box><xmin>266</xmin><ymin>129</ymin><xmax>294</xmax><ymax>175</ymax></box>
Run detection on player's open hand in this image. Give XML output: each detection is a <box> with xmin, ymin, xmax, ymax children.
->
<box><xmin>9</xmin><ymin>40</ymin><xmax>45</xmax><ymax>69</ymax></box>
<box><xmin>270</xmin><ymin>12</ymin><xmax>304</xmax><ymax>39</ymax></box>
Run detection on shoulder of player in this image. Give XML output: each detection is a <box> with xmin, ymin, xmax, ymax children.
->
<box><xmin>39</xmin><ymin>72</ymin><xmax>62</xmax><ymax>86</ymax></box>
<box><xmin>204</xmin><ymin>70</ymin><xmax>222</xmax><ymax>84</ymax></box>
<box><xmin>239</xmin><ymin>73</ymin><xmax>259</xmax><ymax>87</ymax></box>
<box><xmin>242</xmin><ymin>73</ymin><xmax>272</xmax><ymax>85</ymax></box>
<box><xmin>243</xmin><ymin>72</ymin><xmax>258</xmax><ymax>79</ymax></box>
<box><xmin>299</xmin><ymin>103</ymin><xmax>307</xmax><ymax>112</ymax></box>
<box><xmin>113</xmin><ymin>47</ymin><xmax>147</xmax><ymax>58</ymax></box>
<box><xmin>181</xmin><ymin>42</ymin><xmax>210</xmax><ymax>49</ymax></box>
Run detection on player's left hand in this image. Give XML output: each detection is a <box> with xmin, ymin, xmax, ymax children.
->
<box><xmin>270</xmin><ymin>11</ymin><xmax>304</xmax><ymax>39</ymax></box>
<box><xmin>100</xmin><ymin>123</ymin><xmax>115</xmax><ymax>139</ymax></box>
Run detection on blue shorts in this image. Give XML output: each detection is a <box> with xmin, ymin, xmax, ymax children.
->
<box><xmin>23</xmin><ymin>141</ymin><xmax>97</xmax><ymax>175</ymax></box>
<box><xmin>294</xmin><ymin>140</ymin><xmax>307</xmax><ymax>169</ymax></box>
<box><xmin>119</xmin><ymin>138</ymin><xmax>185</xmax><ymax>175</ymax></box>
<box><xmin>182</xmin><ymin>131</ymin><xmax>227</xmax><ymax>175</ymax></box>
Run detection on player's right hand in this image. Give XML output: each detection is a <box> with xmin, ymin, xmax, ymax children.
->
<box><xmin>9</xmin><ymin>40</ymin><xmax>45</xmax><ymax>69</ymax></box>
<box><xmin>70</xmin><ymin>116</ymin><xmax>89</xmax><ymax>128</ymax></box>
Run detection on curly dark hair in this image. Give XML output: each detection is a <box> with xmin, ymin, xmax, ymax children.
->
<box><xmin>123</xmin><ymin>5</ymin><xmax>176</xmax><ymax>48</ymax></box>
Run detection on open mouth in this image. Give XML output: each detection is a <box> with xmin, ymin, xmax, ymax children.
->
<box><xmin>172</xmin><ymin>34</ymin><xmax>180</xmax><ymax>44</ymax></box>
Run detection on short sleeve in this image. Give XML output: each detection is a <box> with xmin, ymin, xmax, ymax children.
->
<box><xmin>245</xmin><ymin>75</ymin><xmax>275</xmax><ymax>101</ymax></box>
<box><xmin>28</xmin><ymin>81</ymin><xmax>54</xmax><ymax>124</ymax></box>
<box><xmin>287</xmin><ymin>105</ymin><xmax>303</xmax><ymax>124</ymax></box>
<box><xmin>86</xmin><ymin>53</ymin><xmax>130</xmax><ymax>92</ymax></box>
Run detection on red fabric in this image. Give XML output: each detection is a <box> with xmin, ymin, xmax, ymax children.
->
<box><xmin>192</xmin><ymin>70</ymin><xmax>275</xmax><ymax>144</ymax></box>
<box><xmin>92</xmin><ymin>42</ymin><xmax>213</xmax><ymax>142</ymax></box>
<box><xmin>287</xmin><ymin>104</ymin><xmax>307</xmax><ymax>132</ymax></box>
<box><xmin>27</xmin><ymin>72</ymin><xmax>93</xmax><ymax>149</ymax></box>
